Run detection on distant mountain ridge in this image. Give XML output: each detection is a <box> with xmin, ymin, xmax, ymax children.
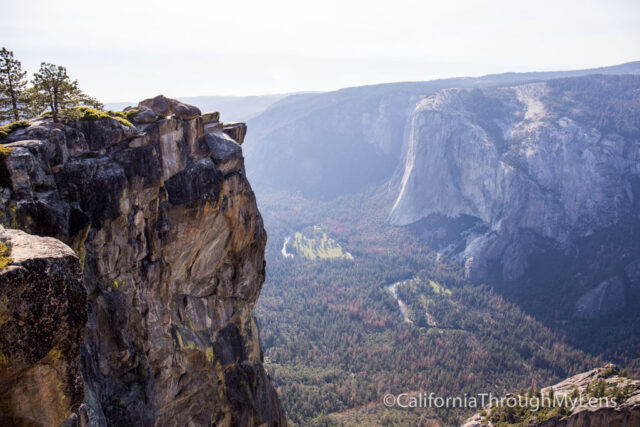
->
<box><xmin>248</xmin><ymin>62</ymin><xmax>640</xmax><ymax>383</ymax></box>
<box><xmin>242</xmin><ymin>61</ymin><xmax>640</xmax><ymax>200</ymax></box>
<box><xmin>106</xmin><ymin>63</ymin><xmax>640</xmax><ymax>202</ymax></box>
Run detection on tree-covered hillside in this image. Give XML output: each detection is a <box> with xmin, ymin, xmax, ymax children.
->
<box><xmin>255</xmin><ymin>190</ymin><xmax>595</xmax><ymax>426</ymax></box>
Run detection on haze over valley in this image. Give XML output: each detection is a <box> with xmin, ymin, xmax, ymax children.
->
<box><xmin>2</xmin><ymin>1</ymin><xmax>640</xmax><ymax>426</ymax></box>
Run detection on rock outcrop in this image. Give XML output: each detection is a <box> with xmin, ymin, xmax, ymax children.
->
<box><xmin>464</xmin><ymin>365</ymin><xmax>640</xmax><ymax>427</ymax></box>
<box><xmin>390</xmin><ymin>75</ymin><xmax>640</xmax><ymax>286</ymax></box>
<box><xmin>574</xmin><ymin>276</ymin><xmax>626</xmax><ymax>319</ymax></box>
<box><xmin>138</xmin><ymin>94</ymin><xmax>202</xmax><ymax>120</ymax></box>
<box><xmin>0</xmin><ymin>228</ymin><xmax>86</xmax><ymax>426</ymax></box>
<box><xmin>222</xmin><ymin>122</ymin><xmax>247</xmax><ymax>145</ymax></box>
<box><xmin>0</xmin><ymin>97</ymin><xmax>285</xmax><ymax>425</ymax></box>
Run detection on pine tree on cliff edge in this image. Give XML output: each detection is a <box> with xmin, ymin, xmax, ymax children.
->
<box><xmin>32</xmin><ymin>62</ymin><xmax>102</xmax><ymax>123</ymax></box>
<box><xmin>0</xmin><ymin>47</ymin><xmax>29</xmax><ymax>122</ymax></box>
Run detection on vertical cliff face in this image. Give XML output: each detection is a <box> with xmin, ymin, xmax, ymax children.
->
<box><xmin>389</xmin><ymin>75</ymin><xmax>640</xmax><ymax>287</ymax></box>
<box><xmin>0</xmin><ymin>96</ymin><xmax>285</xmax><ymax>425</ymax></box>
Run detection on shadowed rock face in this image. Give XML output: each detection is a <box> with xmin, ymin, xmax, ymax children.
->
<box><xmin>0</xmin><ymin>228</ymin><xmax>86</xmax><ymax>427</ymax></box>
<box><xmin>0</xmin><ymin>98</ymin><xmax>285</xmax><ymax>426</ymax></box>
<box><xmin>574</xmin><ymin>277</ymin><xmax>626</xmax><ymax>319</ymax></box>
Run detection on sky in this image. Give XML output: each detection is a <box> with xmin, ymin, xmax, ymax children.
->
<box><xmin>1</xmin><ymin>0</ymin><xmax>639</xmax><ymax>102</ymax></box>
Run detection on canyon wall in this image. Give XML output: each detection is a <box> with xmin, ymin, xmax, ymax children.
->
<box><xmin>389</xmin><ymin>75</ymin><xmax>640</xmax><ymax>298</ymax></box>
<box><xmin>0</xmin><ymin>96</ymin><xmax>285</xmax><ymax>426</ymax></box>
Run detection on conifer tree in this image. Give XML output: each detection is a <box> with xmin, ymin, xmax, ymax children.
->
<box><xmin>32</xmin><ymin>62</ymin><xmax>102</xmax><ymax>122</ymax></box>
<box><xmin>0</xmin><ymin>48</ymin><xmax>29</xmax><ymax>122</ymax></box>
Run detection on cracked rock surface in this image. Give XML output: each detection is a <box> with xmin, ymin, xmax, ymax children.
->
<box><xmin>0</xmin><ymin>96</ymin><xmax>285</xmax><ymax>426</ymax></box>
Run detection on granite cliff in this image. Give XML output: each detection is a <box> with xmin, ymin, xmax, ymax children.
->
<box><xmin>464</xmin><ymin>365</ymin><xmax>640</xmax><ymax>427</ymax></box>
<box><xmin>243</xmin><ymin>62</ymin><xmax>640</xmax><ymax>200</ymax></box>
<box><xmin>0</xmin><ymin>228</ymin><xmax>86</xmax><ymax>426</ymax></box>
<box><xmin>0</xmin><ymin>96</ymin><xmax>285</xmax><ymax>426</ymax></box>
<box><xmin>389</xmin><ymin>75</ymin><xmax>640</xmax><ymax>318</ymax></box>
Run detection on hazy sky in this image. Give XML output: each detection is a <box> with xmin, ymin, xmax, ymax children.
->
<box><xmin>1</xmin><ymin>0</ymin><xmax>638</xmax><ymax>102</ymax></box>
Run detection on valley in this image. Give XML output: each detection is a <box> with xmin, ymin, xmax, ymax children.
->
<box><xmin>2</xmin><ymin>3</ymin><xmax>639</xmax><ymax>426</ymax></box>
<box><xmin>254</xmin><ymin>189</ymin><xmax>593</xmax><ymax>425</ymax></box>
<box><xmin>248</xmin><ymin>66</ymin><xmax>640</xmax><ymax>425</ymax></box>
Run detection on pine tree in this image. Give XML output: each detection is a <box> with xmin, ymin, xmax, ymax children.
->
<box><xmin>31</xmin><ymin>63</ymin><xmax>102</xmax><ymax>122</ymax></box>
<box><xmin>0</xmin><ymin>48</ymin><xmax>29</xmax><ymax>122</ymax></box>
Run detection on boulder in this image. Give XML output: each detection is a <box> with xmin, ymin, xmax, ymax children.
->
<box><xmin>132</xmin><ymin>106</ymin><xmax>157</xmax><ymax>124</ymax></box>
<box><xmin>222</xmin><ymin>122</ymin><xmax>247</xmax><ymax>144</ymax></box>
<box><xmin>206</xmin><ymin>132</ymin><xmax>242</xmax><ymax>162</ymax></box>
<box><xmin>202</xmin><ymin>112</ymin><xmax>220</xmax><ymax>124</ymax></box>
<box><xmin>138</xmin><ymin>95</ymin><xmax>201</xmax><ymax>120</ymax></box>
<box><xmin>0</xmin><ymin>228</ymin><xmax>87</xmax><ymax>427</ymax></box>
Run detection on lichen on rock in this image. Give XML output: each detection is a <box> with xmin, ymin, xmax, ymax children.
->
<box><xmin>0</xmin><ymin>228</ymin><xmax>86</xmax><ymax>427</ymax></box>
